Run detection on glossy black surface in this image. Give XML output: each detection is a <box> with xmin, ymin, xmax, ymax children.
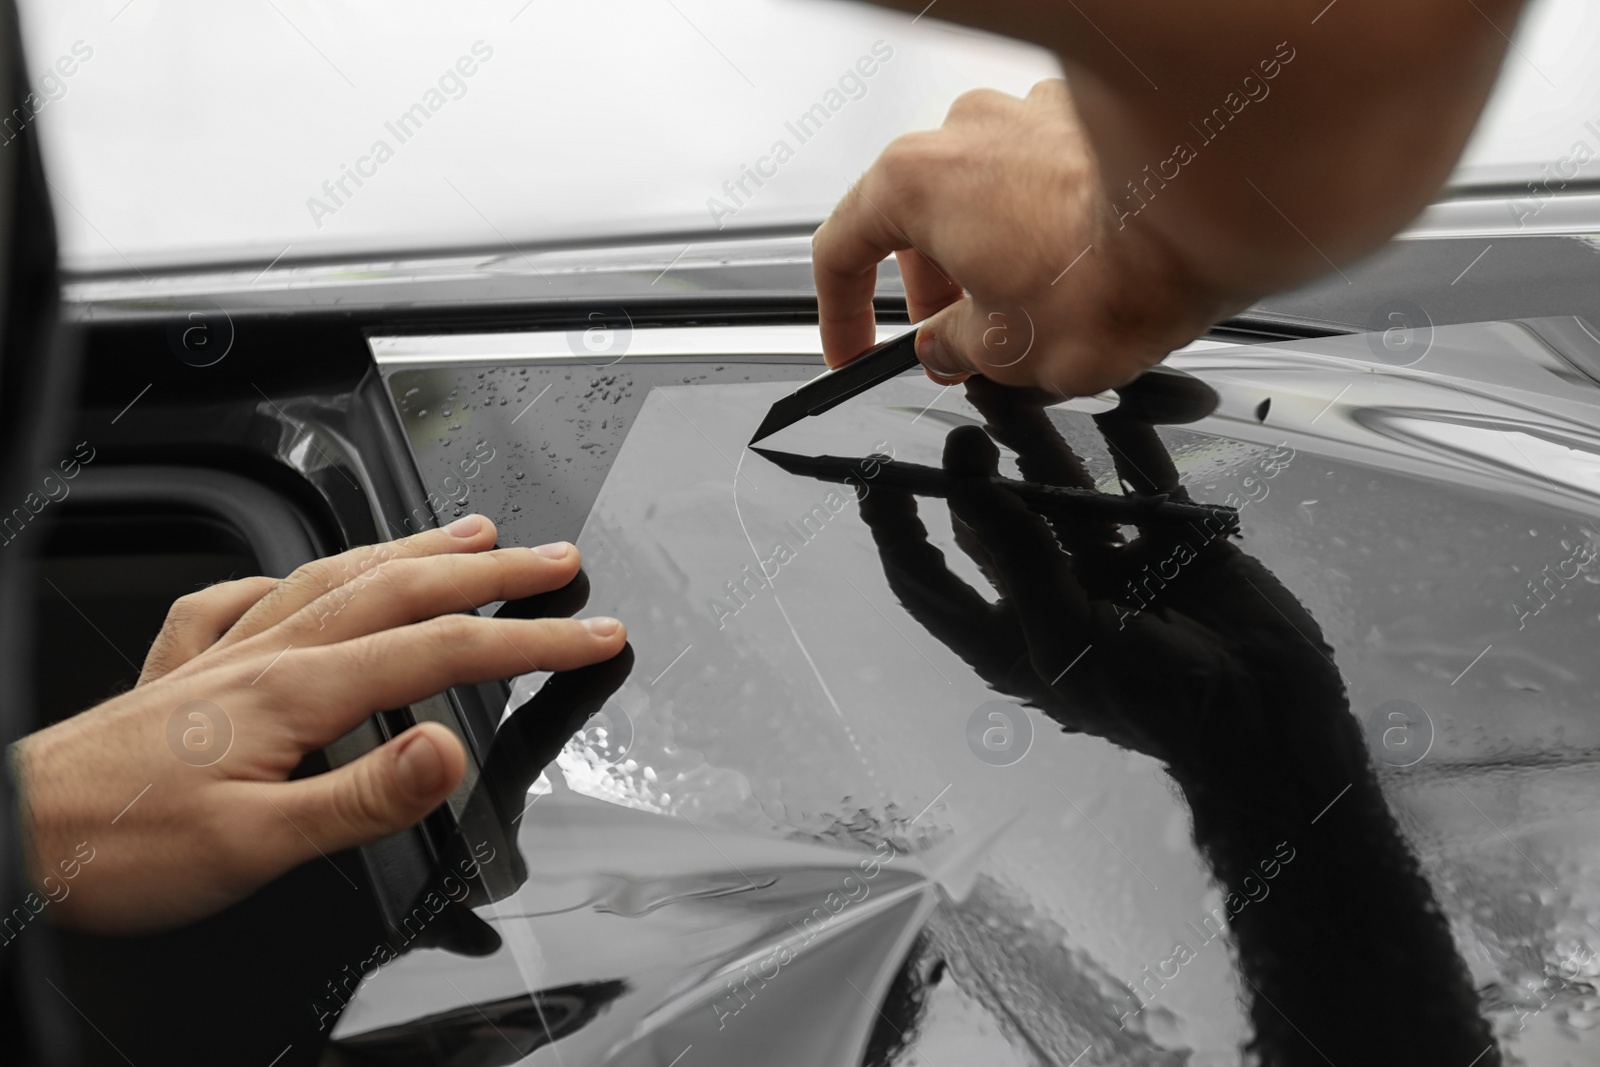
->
<box><xmin>367</xmin><ymin>319</ymin><xmax>1600</xmax><ymax>1064</ymax></box>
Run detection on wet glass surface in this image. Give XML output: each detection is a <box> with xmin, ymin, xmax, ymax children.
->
<box><xmin>351</xmin><ymin>322</ymin><xmax>1600</xmax><ymax>1065</ymax></box>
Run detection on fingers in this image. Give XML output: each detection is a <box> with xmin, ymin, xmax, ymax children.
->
<box><xmin>216</xmin><ymin>515</ymin><xmax>501</xmax><ymax>649</ymax></box>
<box><xmin>1024</xmin><ymin>78</ymin><xmax>1072</xmax><ymax>110</ymax></box>
<box><xmin>1093</xmin><ymin>370</ymin><xmax>1219</xmax><ymax>505</ymax></box>
<box><xmin>272</xmin><ymin>614</ymin><xmax>628</xmax><ymax>748</ymax></box>
<box><xmin>494</xmin><ymin>567</ymin><xmax>590</xmax><ymax>621</ymax></box>
<box><xmin>913</xmin><ymin>297</ymin><xmax>992</xmax><ymax>384</ymax></box>
<box><xmin>1107</xmin><ymin>366</ymin><xmax>1220</xmax><ymax>426</ymax></box>
<box><xmin>895</xmin><ymin>247</ymin><xmax>964</xmax><ymax>326</ymax></box>
<box><xmin>964</xmin><ymin>377</ymin><xmax>1124</xmax><ymax>555</ymax></box>
<box><xmin>1092</xmin><ymin>410</ymin><xmax>1193</xmax><ymax>508</ymax></box>
<box><xmin>965</xmin><ymin>377</ymin><xmax>1094</xmax><ymax>489</ymax></box>
<box><xmin>856</xmin><ymin>479</ymin><xmax>1004</xmax><ymax>661</ymax></box>
<box><xmin>479</xmin><ymin>646</ymin><xmax>634</xmax><ymax>818</ymax></box>
<box><xmin>248</xmin><ymin>544</ymin><xmax>583</xmax><ymax>649</ymax></box>
<box><xmin>139</xmin><ymin>577</ymin><xmax>279</xmax><ymax>685</ymax></box>
<box><xmin>814</xmin><ymin>131</ymin><xmax>949</xmax><ymax>368</ymax></box>
<box><xmin>943</xmin><ymin>426</ymin><xmax>1019</xmax><ymax>600</ymax></box>
<box><xmin>813</xmin><ymin>183</ymin><xmax>906</xmax><ymax>368</ymax></box>
<box><xmin>919</xmin><ymin>292</ymin><xmax>1059</xmax><ymax>388</ymax></box>
<box><xmin>254</xmin><ymin>722</ymin><xmax>467</xmax><ymax>862</ymax></box>
<box><xmin>942</xmin><ymin>427</ymin><xmax>1096</xmax><ymax>649</ymax></box>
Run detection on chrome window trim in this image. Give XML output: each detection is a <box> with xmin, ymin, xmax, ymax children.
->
<box><xmin>369</xmin><ymin>324</ymin><xmax>1237</xmax><ymax>367</ymax></box>
<box><xmin>56</xmin><ymin>195</ymin><xmax>1600</xmax><ymax>321</ymax></box>
<box><xmin>1400</xmin><ymin>192</ymin><xmax>1600</xmax><ymax>240</ymax></box>
<box><xmin>52</xmin><ymin>193</ymin><xmax>1600</xmax><ymax>312</ymax></box>
<box><xmin>371</xmin><ymin>324</ymin><xmax>903</xmax><ymax>365</ymax></box>
<box><xmin>60</xmin><ymin>234</ymin><xmax>822</xmax><ymax>308</ymax></box>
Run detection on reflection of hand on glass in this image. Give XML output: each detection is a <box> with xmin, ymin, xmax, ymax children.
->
<box><xmin>856</xmin><ymin>378</ymin><xmax>1327</xmax><ymax>775</ymax></box>
<box><xmin>855</xmin><ymin>379</ymin><xmax>1498</xmax><ymax>1064</ymax></box>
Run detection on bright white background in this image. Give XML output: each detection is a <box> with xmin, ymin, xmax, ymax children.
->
<box><xmin>15</xmin><ymin>0</ymin><xmax>1599</xmax><ymax>273</ymax></box>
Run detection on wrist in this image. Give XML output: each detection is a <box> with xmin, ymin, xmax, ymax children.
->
<box><xmin>1095</xmin><ymin>195</ymin><xmax>1251</xmax><ymax>353</ymax></box>
<box><xmin>7</xmin><ymin>726</ymin><xmax>100</xmax><ymax>920</ymax></box>
<box><xmin>7</xmin><ymin>736</ymin><xmax>45</xmax><ymax>892</ymax></box>
<box><xmin>1063</xmin><ymin>94</ymin><xmax>1249</xmax><ymax>372</ymax></box>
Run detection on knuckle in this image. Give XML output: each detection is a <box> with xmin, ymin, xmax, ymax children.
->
<box><xmin>427</xmin><ymin>613</ymin><xmax>481</xmax><ymax>650</ymax></box>
<box><xmin>1026</xmin><ymin>78</ymin><xmax>1068</xmax><ymax>103</ymax></box>
<box><xmin>331</xmin><ymin>631</ymin><xmax>389</xmax><ymax>683</ymax></box>
<box><xmin>947</xmin><ymin>87</ymin><xmax>1010</xmax><ymax>121</ymax></box>
<box><xmin>161</xmin><ymin>593</ymin><xmax>206</xmax><ymax>633</ymax></box>
<box><xmin>877</xmin><ymin>132</ymin><xmax>936</xmax><ymax>178</ymax></box>
<box><xmin>364</xmin><ymin>555</ymin><xmax>418</xmax><ymax>589</ymax></box>
<box><xmin>285</xmin><ymin>559</ymin><xmax>339</xmax><ymax>598</ymax></box>
<box><xmin>874</xmin><ymin>133</ymin><xmax>946</xmax><ymax>203</ymax></box>
<box><xmin>233</xmin><ymin>575</ymin><xmax>280</xmax><ymax>603</ymax></box>
<box><xmin>222</xmin><ymin>574</ymin><xmax>278</xmax><ymax>592</ymax></box>
<box><xmin>334</xmin><ymin>763</ymin><xmax>393</xmax><ymax>835</ymax></box>
<box><xmin>292</xmin><ymin>550</ymin><xmax>413</xmax><ymax>621</ymax></box>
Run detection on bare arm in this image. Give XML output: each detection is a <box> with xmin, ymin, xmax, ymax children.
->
<box><xmin>815</xmin><ymin>0</ymin><xmax>1528</xmax><ymax>393</ymax></box>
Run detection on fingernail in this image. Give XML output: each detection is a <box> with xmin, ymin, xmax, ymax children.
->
<box><xmin>583</xmin><ymin>616</ymin><xmax>621</xmax><ymax>637</ymax></box>
<box><xmin>533</xmin><ymin>541</ymin><xmax>571</xmax><ymax>560</ymax></box>
<box><xmin>395</xmin><ymin>731</ymin><xmax>445</xmax><ymax>798</ymax></box>
<box><xmin>445</xmin><ymin>514</ymin><xmax>483</xmax><ymax>538</ymax></box>
<box><xmin>917</xmin><ymin>328</ymin><xmax>960</xmax><ymax>378</ymax></box>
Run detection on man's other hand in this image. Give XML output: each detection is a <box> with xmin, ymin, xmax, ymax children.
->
<box><xmin>10</xmin><ymin>515</ymin><xmax>624</xmax><ymax>934</ymax></box>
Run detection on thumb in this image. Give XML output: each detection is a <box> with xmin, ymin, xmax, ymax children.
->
<box><xmin>274</xmin><ymin>723</ymin><xmax>467</xmax><ymax>856</ymax></box>
<box><xmin>916</xmin><ymin>296</ymin><xmax>1037</xmax><ymax>387</ymax></box>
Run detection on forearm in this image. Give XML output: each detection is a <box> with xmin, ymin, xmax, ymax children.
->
<box><xmin>871</xmin><ymin>0</ymin><xmax>1525</xmax><ymax>300</ymax></box>
<box><xmin>1176</xmin><ymin>754</ymin><xmax>1494</xmax><ymax>1063</ymax></box>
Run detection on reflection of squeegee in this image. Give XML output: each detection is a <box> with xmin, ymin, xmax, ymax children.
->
<box><xmin>751</xmin><ymin>447</ymin><xmax>1241</xmax><ymax>533</ymax></box>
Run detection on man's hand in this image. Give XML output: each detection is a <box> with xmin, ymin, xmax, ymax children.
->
<box><xmin>813</xmin><ymin>80</ymin><xmax>1235</xmax><ymax>397</ymax></box>
<box><xmin>10</xmin><ymin>515</ymin><xmax>625</xmax><ymax>934</ymax></box>
<box><xmin>819</xmin><ymin>0</ymin><xmax>1525</xmax><ymax>395</ymax></box>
